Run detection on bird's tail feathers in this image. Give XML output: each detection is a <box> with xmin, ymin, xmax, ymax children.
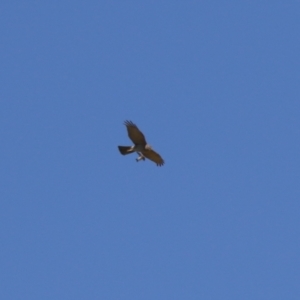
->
<box><xmin>118</xmin><ymin>146</ymin><xmax>134</xmax><ymax>155</ymax></box>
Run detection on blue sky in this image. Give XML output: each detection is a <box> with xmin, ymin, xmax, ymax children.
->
<box><xmin>1</xmin><ymin>1</ymin><xmax>299</xmax><ymax>299</ymax></box>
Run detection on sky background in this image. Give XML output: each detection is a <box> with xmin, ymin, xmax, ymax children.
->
<box><xmin>1</xmin><ymin>1</ymin><xmax>300</xmax><ymax>299</ymax></box>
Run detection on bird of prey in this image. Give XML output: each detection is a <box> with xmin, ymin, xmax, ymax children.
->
<box><xmin>118</xmin><ymin>120</ymin><xmax>165</xmax><ymax>166</ymax></box>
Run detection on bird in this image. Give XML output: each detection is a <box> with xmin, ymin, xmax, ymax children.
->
<box><xmin>118</xmin><ymin>120</ymin><xmax>165</xmax><ymax>166</ymax></box>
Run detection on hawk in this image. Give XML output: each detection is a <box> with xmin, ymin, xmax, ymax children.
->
<box><xmin>118</xmin><ymin>120</ymin><xmax>165</xmax><ymax>166</ymax></box>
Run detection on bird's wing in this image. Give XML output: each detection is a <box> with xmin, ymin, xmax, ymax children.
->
<box><xmin>124</xmin><ymin>120</ymin><xmax>147</xmax><ymax>145</ymax></box>
<box><xmin>141</xmin><ymin>148</ymin><xmax>164</xmax><ymax>166</ymax></box>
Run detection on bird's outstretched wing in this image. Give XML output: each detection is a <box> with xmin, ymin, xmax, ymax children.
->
<box><xmin>124</xmin><ymin>120</ymin><xmax>147</xmax><ymax>145</ymax></box>
<box><xmin>141</xmin><ymin>148</ymin><xmax>164</xmax><ymax>166</ymax></box>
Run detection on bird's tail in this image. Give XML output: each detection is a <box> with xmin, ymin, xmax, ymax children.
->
<box><xmin>118</xmin><ymin>146</ymin><xmax>134</xmax><ymax>155</ymax></box>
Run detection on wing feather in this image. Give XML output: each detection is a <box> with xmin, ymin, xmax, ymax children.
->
<box><xmin>124</xmin><ymin>120</ymin><xmax>147</xmax><ymax>145</ymax></box>
<box><xmin>141</xmin><ymin>148</ymin><xmax>164</xmax><ymax>166</ymax></box>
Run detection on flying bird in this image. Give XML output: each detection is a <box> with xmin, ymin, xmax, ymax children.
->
<box><xmin>118</xmin><ymin>120</ymin><xmax>165</xmax><ymax>166</ymax></box>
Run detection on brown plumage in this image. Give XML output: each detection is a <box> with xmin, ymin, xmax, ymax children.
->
<box><xmin>140</xmin><ymin>148</ymin><xmax>164</xmax><ymax>166</ymax></box>
<box><xmin>118</xmin><ymin>120</ymin><xmax>165</xmax><ymax>166</ymax></box>
<box><xmin>124</xmin><ymin>120</ymin><xmax>147</xmax><ymax>146</ymax></box>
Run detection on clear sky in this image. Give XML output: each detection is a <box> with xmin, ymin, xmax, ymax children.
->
<box><xmin>1</xmin><ymin>1</ymin><xmax>299</xmax><ymax>299</ymax></box>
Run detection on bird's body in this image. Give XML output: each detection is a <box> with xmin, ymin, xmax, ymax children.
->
<box><xmin>118</xmin><ymin>120</ymin><xmax>164</xmax><ymax>166</ymax></box>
